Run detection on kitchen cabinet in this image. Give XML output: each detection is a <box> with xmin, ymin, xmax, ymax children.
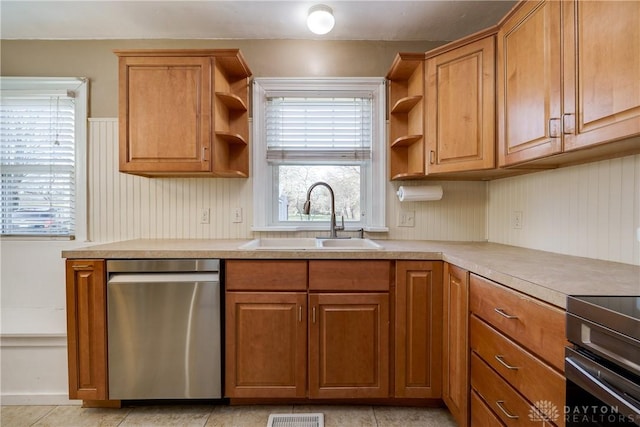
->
<box><xmin>497</xmin><ymin>0</ymin><xmax>562</xmax><ymax>166</ymax></box>
<box><xmin>308</xmin><ymin>292</ymin><xmax>389</xmax><ymax>399</ymax></box>
<box><xmin>469</xmin><ymin>273</ymin><xmax>566</xmax><ymax>426</ymax></box>
<box><xmin>225</xmin><ymin>260</ymin><xmax>308</xmax><ymax>398</ymax></box>
<box><xmin>308</xmin><ymin>260</ymin><xmax>391</xmax><ymax>399</ymax></box>
<box><xmin>387</xmin><ymin>53</ymin><xmax>426</xmax><ymax>180</ymax></box>
<box><xmin>394</xmin><ymin>260</ymin><xmax>443</xmax><ymax>398</ymax></box>
<box><xmin>225</xmin><ymin>259</ymin><xmax>392</xmax><ymax>400</ymax></box>
<box><xmin>562</xmin><ymin>0</ymin><xmax>640</xmax><ymax>152</ymax></box>
<box><xmin>498</xmin><ymin>0</ymin><xmax>640</xmax><ymax>167</ymax></box>
<box><xmin>65</xmin><ymin>259</ymin><xmax>108</xmax><ymax>401</ymax></box>
<box><xmin>442</xmin><ymin>263</ymin><xmax>469</xmax><ymax>426</ymax></box>
<box><xmin>425</xmin><ymin>35</ymin><xmax>496</xmax><ymax>174</ymax></box>
<box><xmin>116</xmin><ymin>49</ymin><xmax>252</xmax><ymax>177</ymax></box>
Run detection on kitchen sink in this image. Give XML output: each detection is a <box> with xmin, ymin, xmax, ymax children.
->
<box><xmin>238</xmin><ymin>238</ymin><xmax>383</xmax><ymax>251</ymax></box>
<box><xmin>319</xmin><ymin>238</ymin><xmax>383</xmax><ymax>250</ymax></box>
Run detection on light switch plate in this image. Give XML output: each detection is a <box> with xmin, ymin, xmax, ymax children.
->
<box><xmin>233</xmin><ymin>207</ymin><xmax>243</xmax><ymax>223</ymax></box>
<box><xmin>397</xmin><ymin>210</ymin><xmax>415</xmax><ymax>227</ymax></box>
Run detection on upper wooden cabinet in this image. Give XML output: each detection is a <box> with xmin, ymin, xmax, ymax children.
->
<box><xmin>498</xmin><ymin>0</ymin><xmax>640</xmax><ymax>167</ymax></box>
<box><xmin>115</xmin><ymin>49</ymin><xmax>252</xmax><ymax>177</ymax></box>
<box><xmin>426</xmin><ymin>35</ymin><xmax>496</xmax><ymax>174</ymax></box>
<box><xmin>497</xmin><ymin>0</ymin><xmax>563</xmax><ymax>166</ymax></box>
<box><xmin>562</xmin><ymin>0</ymin><xmax>640</xmax><ymax>152</ymax></box>
<box><xmin>387</xmin><ymin>53</ymin><xmax>426</xmax><ymax>180</ymax></box>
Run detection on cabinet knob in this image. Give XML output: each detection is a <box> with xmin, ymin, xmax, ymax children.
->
<box><xmin>429</xmin><ymin>150</ymin><xmax>435</xmax><ymax>165</ymax></box>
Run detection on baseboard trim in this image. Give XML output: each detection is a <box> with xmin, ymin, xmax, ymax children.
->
<box><xmin>1</xmin><ymin>393</ymin><xmax>80</xmax><ymax>406</ymax></box>
<box><xmin>0</xmin><ymin>334</ymin><xmax>66</xmax><ymax>348</ymax></box>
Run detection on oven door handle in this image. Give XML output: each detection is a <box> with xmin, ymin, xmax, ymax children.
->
<box><xmin>566</xmin><ymin>351</ymin><xmax>640</xmax><ymax>422</ymax></box>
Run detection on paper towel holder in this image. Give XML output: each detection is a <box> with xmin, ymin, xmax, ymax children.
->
<box><xmin>396</xmin><ymin>185</ymin><xmax>443</xmax><ymax>202</ymax></box>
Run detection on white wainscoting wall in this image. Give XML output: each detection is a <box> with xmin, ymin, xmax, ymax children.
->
<box><xmin>88</xmin><ymin>118</ymin><xmax>488</xmax><ymax>242</ymax></box>
<box><xmin>488</xmin><ymin>153</ymin><xmax>640</xmax><ymax>266</ymax></box>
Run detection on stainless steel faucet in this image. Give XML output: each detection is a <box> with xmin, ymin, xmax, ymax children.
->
<box><xmin>303</xmin><ymin>181</ymin><xmax>345</xmax><ymax>239</ymax></box>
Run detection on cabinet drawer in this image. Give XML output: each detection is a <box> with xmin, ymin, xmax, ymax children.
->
<box><xmin>470</xmin><ymin>315</ymin><xmax>565</xmax><ymax>425</ymax></box>
<box><xmin>309</xmin><ymin>260</ymin><xmax>391</xmax><ymax>291</ymax></box>
<box><xmin>469</xmin><ymin>274</ymin><xmax>565</xmax><ymax>371</ymax></box>
<box><xmin>471</xmin><ymin>389</ymin><xmax>506</xmax><ymax>427</ymax></box>
<box><xmin>225</xmin><ymin>260</ymin><xmax>307</xmax><ymax>291</ymax></box>
<box><xmin>471</xmin><ymin>353</ymin><xmax>547</xmax><ymax>426</ymax></box>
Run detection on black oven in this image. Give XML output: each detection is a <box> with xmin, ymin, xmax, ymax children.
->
<box><xmin>566</xmin><ymin>296</ymin><xmax>640</xmax><ymax>426</ymax></box>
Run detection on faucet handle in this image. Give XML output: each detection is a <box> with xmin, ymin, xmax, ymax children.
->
<box><xmin>336</xmin><ymin>216</ymin><xmax>345</xmax><ymax>231</ymax></box>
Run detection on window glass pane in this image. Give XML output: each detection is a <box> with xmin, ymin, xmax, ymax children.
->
<box><xmin>277</xmin><ymin>165</ymin><xmax>361</xmax><ymax>223</ymax></box>
<box><xmin>0</xmin><ymin>92</ymin><xmax>76</xmax><ymax>236</ymax></box>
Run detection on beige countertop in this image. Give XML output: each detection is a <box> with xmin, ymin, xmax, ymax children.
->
<box><xmin>62</xmin><ymin>239</ymin><xmax>640</xmax><ymax>309</ymax></box>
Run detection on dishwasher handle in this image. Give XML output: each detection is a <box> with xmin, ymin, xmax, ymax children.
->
<box><xmin>107</xmin><ymin>259</ymin><xmax>220</xmax><ymax>274</ymax></box>
<box><xmin>108</xmin><ymin>272</ymin><xmax>219</xmax><ymax>284</ymax></box>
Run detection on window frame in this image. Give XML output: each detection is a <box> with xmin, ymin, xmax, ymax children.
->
<box><xmin>0</xmin><ymin>77</ymin><xmax>88</xmax><ymax>241</ymax></box>
<box><xmin>252</xmin><ymin>77</ymin><xmax>387</xmax><ymax>232</ymax></box>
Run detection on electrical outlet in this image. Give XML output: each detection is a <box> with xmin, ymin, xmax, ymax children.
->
<box><xmin>200</xmin><ymin>208</ymin><xmax>210</xmax><ymax>224</ymax></box>
<box><xmin>512</xmin><ymin>211</ymin><xmax>523</xmax><ymax>229</ymax></box>
<box><xmin>398</xmin><ymin>210</ymin><xmax>415</xmax><ymax>227</ymax></box>
<box><xmin>232</xmin><ymin>207</ymin><xmax>243</xmax><ymax>223</ymax></box>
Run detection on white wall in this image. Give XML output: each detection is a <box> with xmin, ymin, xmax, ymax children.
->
<box><xmin>488</xmin><ymin>153</ymin><xmax>640</xmax><ymax>266</ymax></box>
<box><xmin>0</xmin><ymin>240</ymin><xmax>87</xmax><ymax>404</ymax></box>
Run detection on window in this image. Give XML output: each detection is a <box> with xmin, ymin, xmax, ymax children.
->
<box><xmin>252</xmin><ymin>78</ymin><xmax>387</xmax><ymax>232</ymax></box>
<box><xmin>0</xmin><ymin>77</ymin><xmax>87</xmax><ymax>239</ymax></box>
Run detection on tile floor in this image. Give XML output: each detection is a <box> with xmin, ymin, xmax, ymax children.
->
<box><xmin>1</xmin><ymin>403</ymin><xmax>458</xmax><ymax>427</ymax></box>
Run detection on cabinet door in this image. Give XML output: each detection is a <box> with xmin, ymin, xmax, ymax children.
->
<box><xmin>309</xmin><ymin>293</ymin><xmax>389</xmax><ymax>399</ymax></box>
<box><xmin>65</xmin><ymin>259</ymin><xmax>108</xmax><ymax>400</ymax></box>
<box><xmin>426</xmin><ymin>36</ymin><xmax>495</xmax><ymax>174</ymax></box>
<box><xmin>119</xmin><ymin>56</ymin><xmax>212</xmax><ymax>173</ymax></box>
<box><xmin>563</xmin><ymin>0</ymin><xmax>640</xmax><ymax>151</ymax></box>
<box><xmin>497</xmin><ymin>0</ymin><xmax>562</xmax><ymax>166</ymax></box>
<box><xmin>442</xmin><ymin>264</ymin><xmax>469</xmax><ymax>426</ymax></box>
<box><xmin>394</xmin><ymin>261</ymin><xmax>443</xmax><ymax>398</ymax></box>
<box><xmin>225</xmin><ymin>292</ymin><xmax>307</xmax><ymax>398</ymax></box>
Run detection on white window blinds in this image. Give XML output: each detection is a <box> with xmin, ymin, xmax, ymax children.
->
<box><xmin>1</xmin><ymin>90</ymin><xmax>76</xmax><ymax>236</ymax></box>
<box><xmin>265</xmin><ymin>96</ymin><xmax>372</xmax><ymax>161</ymax></box>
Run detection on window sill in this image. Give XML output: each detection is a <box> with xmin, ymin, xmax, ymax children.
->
<box><xmin>252</xmin><ymin>225</ymin><xmax>388</xmax><ymax>233</ymax></box>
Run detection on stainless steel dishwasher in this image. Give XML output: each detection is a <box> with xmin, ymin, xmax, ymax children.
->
<box><xmin>107</xmin><ymin>259</ymin><xmax>221</xmax><ymax>400</ymax></box>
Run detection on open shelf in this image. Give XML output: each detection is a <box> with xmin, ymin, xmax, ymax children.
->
<box><xmin>215</xmin><ymin>131</ymin><xmax>248</xmax><ymax>146</ymax></box>
<box><xmin>391</xmin><ymin>135</ymin><xmax>423</xmax><ymax>148</ymax></box>
<box><xmin>215</xmin><ymin>92</ymin><xmax>247</xmax><ymax>111</ymax></box>
<box><xmin>391</xmin><ymin>95</ymin><xmax>422</xmax><ymax>114</ymax></box>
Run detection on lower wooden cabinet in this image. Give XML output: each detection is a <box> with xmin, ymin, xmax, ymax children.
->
<box><xmin>65</xmin><ymin>259</ymin><xmax>108</xmax><ymax>401</ymax></box>
<box><xmin>225</xmin><ymin>259</ymin><xmax>394</xmax><ymax>400</ymax></box>
<box><xmin>225</xmin><ymin>292</ymin><xmax>307</xmax><ymax>398</ymax></box>
<box><xmin>394</xmin><ymin>261</ymin><xmax>443</xmax><ymax>398</ymax></box>
<box><xmin>309</xmin><ymin>292</ymin><xmax>389</xmax><ymax>399</ymax></box>
<box><xmin>469</xmin><ymin>273</ymin><xmax>566</xmax><ymax>427</ymax></box>
<box><xmin>442</xmin><ymin>263</ymin><xmax>470</xmax><ymax>426</ymax></box>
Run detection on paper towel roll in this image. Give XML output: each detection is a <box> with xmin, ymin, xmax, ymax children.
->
<box><xmin>396</xmin><ymin>185</ymin><xmax>443</xmax><ymax>202</ymax></box>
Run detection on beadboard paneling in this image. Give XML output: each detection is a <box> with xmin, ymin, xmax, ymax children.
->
<box><xmin>386</xmin><ymin>181</ymin><xmax>487</xmax><ymax>241</ymax></box>
<box><xmin>88</xmin><ymin>119</ymin><xmax>253</xmax><ymax>242</ymax></box>
<box><xmin>88</xmin><ymin>119</ymin><xmax>488</xmax><ymax>242</ymax></box>
<box><xmin>488</xmin><ymin>154</ymin><xmax>640</xmax><ymax>266</ymax></box>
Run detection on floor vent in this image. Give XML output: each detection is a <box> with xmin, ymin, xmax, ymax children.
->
<box><xmin>266</xmin><ymin>413</ymin><xmax>324</xmax><ymax>427</ymax></box>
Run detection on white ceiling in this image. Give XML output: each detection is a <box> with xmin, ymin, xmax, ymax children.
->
<box><xmin>0</xmin><ymin>1</ymin><xmax>517</xmax><ymax>41</ymax></box>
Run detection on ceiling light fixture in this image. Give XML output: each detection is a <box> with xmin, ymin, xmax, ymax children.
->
<box><xmin>307</xmin><ymin>4</ymin><xmax>335</xmax><ymax>35</ymax></box>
